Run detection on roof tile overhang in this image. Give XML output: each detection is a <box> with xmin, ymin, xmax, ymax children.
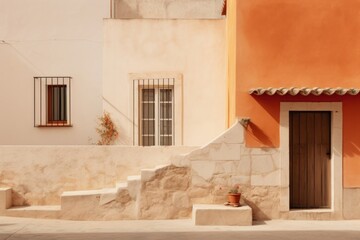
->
<box><xmin>249</xmin><ymin>87</ymin><xmax>360</xmax><ymax>96</ymax></box>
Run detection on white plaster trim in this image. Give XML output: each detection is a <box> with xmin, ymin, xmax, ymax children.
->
<box><xmin>280</xmin><ymin>102</ymin><xmax>342</xmax><ymax>218</ymax></box>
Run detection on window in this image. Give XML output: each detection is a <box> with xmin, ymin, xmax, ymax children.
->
<box><xmin>47</xmin><ymin>85</ymin><xmax>67</xmax><ymax>124</ymax></box>
<box><xmin>34</xmin><ymin>77</ymin><xmax>72</xmax><ymax>127</ymax></box>
<box><xmin>131</xmin><ymin>73</ymin><xmax>183</xmax><ymax>146</ymax></box>
<box><xmin>140</xmin><ymin>88</ymin><xmax>173</xmax><ymax>146</ymax></box>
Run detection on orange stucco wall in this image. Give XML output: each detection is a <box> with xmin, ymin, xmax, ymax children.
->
<box><xmin>231</xmin><ymin>0</ymin><xmax>360</xmax><ymax>187</ymax></box>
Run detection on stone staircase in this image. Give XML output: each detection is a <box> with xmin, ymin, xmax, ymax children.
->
<box><xmin>0</xmin><ymin>164</ymin><xmax>171</xmax><ymax>220</ymax></box>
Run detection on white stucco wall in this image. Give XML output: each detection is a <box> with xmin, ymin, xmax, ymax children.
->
<box><xmin>0</xmin><ymin>0</ymin><xmax>110</xmax><ymax>144</ymax></box>
<box><xmin>103</xmin><ymin>19</ymin><xmax>227</xmax><ymax>146</ymax></box>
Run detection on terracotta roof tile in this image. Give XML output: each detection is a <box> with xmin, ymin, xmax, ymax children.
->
<box><xmin>249</xmin><ymin>87</ymin><xmax>360</xmax><ymax>96</ymax></box>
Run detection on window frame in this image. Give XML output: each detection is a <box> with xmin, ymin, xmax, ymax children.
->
<box><xmin>130</xmin><ymin>73</ymin><xmax>183</xmax><ymax>146</ymax></box>
<box><xmin>139</xmin><ymin>87</ymin><xmax>175</xmax><ymax>146</ymax></box>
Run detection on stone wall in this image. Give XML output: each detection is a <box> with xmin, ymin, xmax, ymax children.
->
<box><xmin>140</xmin><ymin>166</ymin><xmax>191</xmax><ymax>219</ymax></box>
<box><xmin>3</xmin><ymin>121</ymin><xmax>357</xmax><ymax>220</ymax></box>
<box><xmin>0</xmin><ymin>146</ymin><xmax>196</xmax><ymax>206</ymax></box>
<box><xmin>172</xmin><ymin>120</ymin><xmax>281</xmax><ymax>220</ymax></box>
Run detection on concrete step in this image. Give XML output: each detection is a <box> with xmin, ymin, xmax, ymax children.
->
<box><xmin>5</xmin><ymin>205</ymin><xmax>61</xmax><ymax>219</ymax></box>
<box><xmin>141</xmin><ymin>164</ymin><xmax>170</xmax><ymax>181</ymax></box>
<box><xmin>61</xmin><ymin>188</ymin><xmax>115</xmax><ymax>197</ymax></box>
<box><xmin>1</xmin><ymin>164</ymin><xmax>172</xmax><ymax>220</ymax></box>
<box><xmin>61</xmin><ymin>187</ymin><xmax>120</xmax><ymax>210</ymax></box>
<box><xmin>116</xmin><ymin>182</ymin><xmax>128</xmax><ymax>190</ymax></box>
<box><xmin>192</xmin><ymin>204</ymin><xmax>252</xmax><ymax>226</ymax></box>
<box><xmin>127</xmin><ymin>175</ymin><xmax>141</xmax><ymax>199</ymax></box>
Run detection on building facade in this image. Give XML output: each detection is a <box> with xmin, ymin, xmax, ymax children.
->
<box><xmin>1</xmin><ymin>0</ymin><xmax>360</xmax><ymax>221</ymax></box>
<box><xmin>227</xmin><ymin>0</ymin><xmax>360</xmax><ymax>219</ymax></box>
<box><xmin>0</xmin><ymin>0</ymin><xmax>110</xmax><ymax>144</ymax></box>
<box><xmin>103</xmin><ymin>0</ymin><xmax>227</xmax><ymax>146</ymax></box>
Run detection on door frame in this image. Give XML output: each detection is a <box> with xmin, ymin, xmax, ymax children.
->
<box><xmin>280</xmin><ymin>102</ymin><xmax>342</xmax><ymax>217</ymax></box>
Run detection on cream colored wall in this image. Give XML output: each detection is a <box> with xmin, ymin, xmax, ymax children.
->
<box><xmin>0</xmin><ymin>0</ymin><xmax>109</xmax><ymax>144</ymax></box>
<box><xmin>113</xmin><ymin>0</ymin><xmax>225</xmax><ymax>19</ymax></box>
<box><xmin>0</xmin><ymin>145</ymin><xmax>196</xmax><ymax>205</ymax></box>
<box><xmin>103</xmin><ymin>19</ymin><xmax>227</xmax><ymax>146</ymax></box>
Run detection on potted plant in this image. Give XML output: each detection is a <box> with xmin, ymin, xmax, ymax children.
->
<box><xmin>227</xmin><ymin>184</ymin><xmax>241</xmax><ymax>207</ymax></box>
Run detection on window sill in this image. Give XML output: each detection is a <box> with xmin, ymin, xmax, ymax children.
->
<box><xmin>36</xmin><ymin>124</ymin><xmax>73</xmax><ymax>128</ymax></box>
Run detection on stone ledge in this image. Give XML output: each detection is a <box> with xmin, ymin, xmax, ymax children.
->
<box><xmin>61</xmin><ymin>188</ymin><xmax>116</xmax><ymax>197</ymax></box>
<box><xmin>0</xmin><ymin>188</ymin><xmax>12</xmax><ymax>211</ymax></box>
<box><xmin>192</xmin><ymin>204</ymin><xmax>252</xmax><ymax>226</ymax></box>
<box><xmin>5</xmin><ymin>205</ymin><xmax>61</xmax><ymax>219</ymax></box>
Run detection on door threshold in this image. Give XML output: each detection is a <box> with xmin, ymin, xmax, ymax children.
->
<box><xmin>281</xmin><ymin>209</ymin><xmax>335</xmax><ymax>220</ymax></box>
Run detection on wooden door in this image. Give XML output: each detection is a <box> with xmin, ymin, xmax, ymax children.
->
<box><xmin>289</xmin><ymin>111</ymin><xmax>331</xmax><ymax>209</ymax></box>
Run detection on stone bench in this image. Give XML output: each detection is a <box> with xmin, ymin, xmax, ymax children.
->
<box><xmin>192</xmin><ymin>204</ymin><xmax>252</xmax><ymax>226</ymax></box>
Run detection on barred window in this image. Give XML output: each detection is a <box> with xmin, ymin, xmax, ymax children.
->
<box><xmin>132</xmin><ymin>75</ymin><xmax>182</xmax><ymax>146</ymax></box>
<box><xmin>140</xmin><ymin>87</ymin><xmax>174</xmax><ymax>146</ymax></box>
<box><xmin>34</xmin><ymin>77</ymin><xmax>72</xmax><ymax>127</ymax></box>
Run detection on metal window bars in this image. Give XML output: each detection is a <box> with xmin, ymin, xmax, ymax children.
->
<box><xmin>133</xmin><ymin>78</ymin><xmax>175</xmax><ymax>146</ymax></box>
<box><xmin>34</xmin><ymin>77</ymin><xmax>72</xmax><ymax>127</ymax></box>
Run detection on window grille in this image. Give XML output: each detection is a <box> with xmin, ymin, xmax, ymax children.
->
<box><xmin>133</xmin><ymin>78</ymin><xmax>175</xmax><ymax>146</ymax></box>
<box><xmin>34</xmin><ymin>77</ymin><xmax>72</xmax><ymax>127</ymax></box>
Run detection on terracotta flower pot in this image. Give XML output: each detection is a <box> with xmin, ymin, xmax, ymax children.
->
<box><xmin>227</xmin><ymin>193</ymin><xmax>241</xmax><ymax>205</ymax></box>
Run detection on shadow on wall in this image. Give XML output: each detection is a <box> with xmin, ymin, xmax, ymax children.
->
<box><xmin>243</xmin><ymin>198</ymin><xmax>272</xmax><ymax>221</ymax></box>
<box><xmin>246</xmin><ymin>122</ymin><xmax>276</xmax><ymax>148</ymax></box>
<box><xmin>12</xmin><ymin>188</ymin><xmax>30</xmax><ymax>206</ymax></box>
<box><xmin>114</xmin><ymin>0</ymin><xmax>143</xmax><ymax>18</ymax></box>
<box><xmin>244</xmin><ymin>95</ymin><xmax>280</xmax><ymax>148</ymax></box>
<box><xmin>342</xmin><ymin>95</ymin><xmax>360</xmax><ymax>158</ymax></box>
<box><xmin>345</xmin><ymin>142</ymin><xmax>360</xmax><ymax>158</ymax></box>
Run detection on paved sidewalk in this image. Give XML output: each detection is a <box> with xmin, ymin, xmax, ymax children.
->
<box><xmin>0</xmin><ymin>216</ymin><xmax>360</xmax><ymax>240</ymax></box>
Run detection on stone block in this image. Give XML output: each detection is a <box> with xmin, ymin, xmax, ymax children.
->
<box><xmin>188</xmin><ymin>187</ymin><xmax>209</xmax><ymax>198</ymax></box>
<box><xmin>141</xmin><ymin>169</ymin><xmax>156</xmax><ymax>182</ymax></box>
<box><xmin>191</xmin><ymin>161</ymin><xmax>215</xmax><ymax>180</ymax></box>
<box><xmin>189</xmin><ymin>143</ymin><xmax>241</xmax><ymax>161</ymax></box>
<box><xmin>237</xmin><ymin>155</ymin><xmax>251</xmax><ymax>175</ymax></box>
<box><xmin>172</xmin><ymin>191</ymin><xmax>191</xmax><ymax>208</ymax></box>
<box><xmin>212</xmin><ymin>122</ymin><xmax>244</xmax><ymax>144</ymax></box>
<box><xmin>127</xmin><ymin>175</ymin><xmax>141</xmax><ymax>199</ymax></box>
<box><xmin>191</xmin><ymin>175</ymin><xmax>211</xmax><ymax>188</ymax></box>
<box><xmin>0</xmin><ymin>188</ymin><xmax>12</xmax><ymax>211</ymax></box>
<box><xmin>208</xmin><ymin>143</ymin><xmax>241</xmax><ymax>161</ymax></box>
<box><xmin>231</xmin><ymin>175</ymin><xmax>250</xmax><ymax>185</ymax></box>
<box><xmin>5</xmin><ymin>205</ymin><xmax>61</xmax><ymax>219</ymax></box>
<box><xmin>61</xmin><ymin>189</ymin><xmax>102</xmax><ymax>212</ymax></box>
<box><xmin>343</xmin><ymin>188</ymin><xmax>360</xmax><ymax>219</ymax></box>
<box><xmin>193</xmin><ymin>204</ymin><xmax>252</xmax><ymax>226</ymax></box>
<box><xmin>251</xmin><ymin>155</ymin><xmax>275</xmax><ymax>174</ymax></box>
<box><xmin>99</xmin><ymin>189</ymin><xmax>118</xmax><ymax>206</ymax></box>
<box><xmin>171</xmin><ymin>154</ymin><xmax>191</xmax><ymax>167</ymax></box>
<box><xmin>250</xmin><ymin>148</ymin><xmax>279</xmax><ymax>155</ymax></box>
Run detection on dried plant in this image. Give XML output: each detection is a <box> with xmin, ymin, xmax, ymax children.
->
<box><xmin>228</xmin><ymin>184</ymin><xmax>241</xmax><ymax>194</ymax></box>
<box><xmin>96</xmin><ymin>112</ymin><xmax>119</xmax><ymax>145</ymax></box>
